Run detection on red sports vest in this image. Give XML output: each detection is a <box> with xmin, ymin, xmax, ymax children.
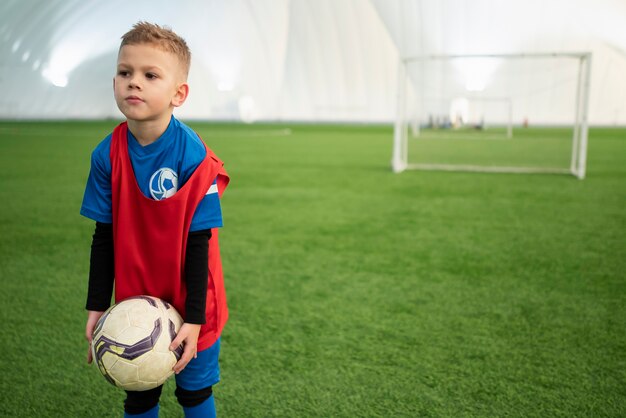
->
<box><xmin>110</xmin><ymin>122</ymin><xmax>229</xmax><ymax>351</ymax></box>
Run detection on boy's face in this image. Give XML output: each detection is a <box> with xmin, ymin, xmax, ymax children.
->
<box><xmin>114</xmin><ymin>43</ymin><xmax>188</xmax><ymax>123</ymax></box>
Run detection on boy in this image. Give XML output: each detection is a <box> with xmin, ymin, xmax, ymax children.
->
<box><xmin>81</xmin><ymin>22</ymin><xmax>229</xmax><ymax>418</ymax></box>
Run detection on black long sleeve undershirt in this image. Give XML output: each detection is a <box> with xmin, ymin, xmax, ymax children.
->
<box><xmin>184</xmin><ymin>228</ymin><xmax>211</xmax><ymax>324</ymax></box>
<box><xmin>86</xmin><ymin>222</ymin><xmax>114</xmax><ymax>312</ymax></box>
<box><xmin>85</xmin><ymin>222</ymin><xmax>211</xmax><ymax>325</ymax></box>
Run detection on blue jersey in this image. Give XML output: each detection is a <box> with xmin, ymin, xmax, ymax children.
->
<box><xmin>81</xmin><ymin>116</ymin><xmax>222</xmax><ymax>231</ymax></box>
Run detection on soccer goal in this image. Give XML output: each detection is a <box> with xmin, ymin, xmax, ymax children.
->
<box><xmin>392</xmin><ymin>53</ymin><xmax>592</xmax><ymax>179</ymax></box>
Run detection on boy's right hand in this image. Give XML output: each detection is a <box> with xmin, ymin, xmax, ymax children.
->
<box><xmin>85</xmin><ymin>310</ymin><xmax>105</xmax><ymax>364</ymax></box>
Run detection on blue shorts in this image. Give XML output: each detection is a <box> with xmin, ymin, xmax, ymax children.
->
<box><xmin>175</xmin><ymin>338</ymin><xmax>221</xmax><ymax>391</ymax></box>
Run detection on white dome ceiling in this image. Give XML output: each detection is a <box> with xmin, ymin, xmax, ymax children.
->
<box><xmin>1</xmin><ymin>0</ymin><xmax>625</xmax><ymax>124</ymax></box>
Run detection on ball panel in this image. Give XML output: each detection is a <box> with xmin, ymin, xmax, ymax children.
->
<box><xmin>122</xmin><ymin>380</ymin><xmax>159</xmax><ymax>392</ymax></box>
<box><xmin>116</xmin><ymin>319</ymin><xmax>158</xmax><ymax>346</ymax></box>
<box><xmin>102</xmin><ymin>309</ymin><xmax>131</xmax><ymax>339</ymax></box>
<box><xmin>128</xmin><ymin>308</ymin><xmax>159</xmax><ymax>331</ymax></box>
<box><xmin>151</xmin><ymin>326</ymin><xmax>174</xmax><ymax>354</ymax></box>
<box><xmin>108</xmin><ymin>359</ymin><xmax>139</xmax><ymax>388</ymax></box>
<box><xmin>137</xmin><ymin>351</ymin><xmax>176</xmax><ymax>384</ymax></box>
<box><xmin>100</xmin><ymin>352</ymin><xmax>119</xmax><ymax>371</ymax></box>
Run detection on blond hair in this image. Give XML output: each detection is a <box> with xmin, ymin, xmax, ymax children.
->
<box><xmin>120</xmin><ymin>21</ymin><xmax>191</xmax><ymax>78</ymax></box>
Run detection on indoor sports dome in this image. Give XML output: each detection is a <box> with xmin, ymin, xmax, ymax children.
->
<box><xmin>1</xmin><ymin>0</ymin><xmax>625</xmax><ymax>124</ymax></box>
<box><xmin>2</xmin><ymin>2</ymin><xmax>625</xmax><ymax>417</ymax></box>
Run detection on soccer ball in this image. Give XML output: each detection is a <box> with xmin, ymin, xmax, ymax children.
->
<box><xmin>91</xmin><ymin>296</ymin><xmax>184</xmax><ymax>391</ymax></box>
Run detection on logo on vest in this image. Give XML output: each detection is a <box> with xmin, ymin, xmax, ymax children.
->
<box><xmin>149</xmin><ymin>167</ymin><xmax>178</xmax><ymax>200</ymax></box>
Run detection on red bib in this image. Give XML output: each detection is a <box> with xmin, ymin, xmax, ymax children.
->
<box><xmin>110</xmin><ymin>122</ymin><xmax>229</xmax><ymax>350</ymax></box>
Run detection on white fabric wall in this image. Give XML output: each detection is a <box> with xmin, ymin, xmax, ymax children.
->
<box><xmin>1</xmin><ymin>0</ymin><xmax>625</xmax><ymax>124</ymax></box>
<box><xmin>371</xmin><ymin>0</ymin><xmax>626</xmax><ymax>125</ymax></box>
<box><xmin>277</xmin><ymin>0</ymin><xmax>397</xmax><ymax>122</ymax></box>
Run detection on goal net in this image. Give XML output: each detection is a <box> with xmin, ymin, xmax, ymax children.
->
<box><xmin>392</xmin><ymin>53</ymin><xmax>592</xmax><ymax>179</ymax></box>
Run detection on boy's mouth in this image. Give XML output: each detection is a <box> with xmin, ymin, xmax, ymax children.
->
<box><xmin>125</xmin><ymin>95</ymin><xmax>144</xmax><ymax>104</ymax></box>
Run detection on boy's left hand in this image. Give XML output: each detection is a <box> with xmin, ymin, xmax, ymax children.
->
<box><xmin>169</xmin><ymin>323</ymin><xmax>202</xmax><ymax>374</ymax></box>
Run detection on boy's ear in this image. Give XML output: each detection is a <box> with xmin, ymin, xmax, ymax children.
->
<box><xmin>172</xmin><ymin>82</ymin><xmax>189</xmax><ymax>107</ymax></box>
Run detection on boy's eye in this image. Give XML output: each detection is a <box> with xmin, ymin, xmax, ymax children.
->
<box><xmin>117</xmin><ymin>70</ymin><xmax>129</xmax><ymax>77</ymax></box>
<box><xmin>146</xmin><ymin>73</ymin><xmax>157</xmax><ymax>80</ymax></box>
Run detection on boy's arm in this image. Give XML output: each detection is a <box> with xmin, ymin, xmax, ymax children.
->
<box><xmin>169</xmin><ymin>228</ymin><xmax>211</xmax><ymax>373</ymax></box>
<box><xmin>85</xmin><ymin>222</ymin><xmax>114</xmax><ymax>363</ymax></box>
<box><xmin>184</xmin><ymin>228</ymin><xmax>212</xmax><ymax>324</ymax></box>
<box><xmin>86</xmin><ymin>222</ymin><xmax>115</xmax><ymax>311</ymax></box>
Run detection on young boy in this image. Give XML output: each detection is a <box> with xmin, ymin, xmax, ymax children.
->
<box><xmin>81</xmin><ymin>22</ymin><xmax>229</xmax><ymax>418</ymax></box>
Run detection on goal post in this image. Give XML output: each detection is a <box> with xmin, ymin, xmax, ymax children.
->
<box><xmin>392</xmin><ymin>52</ymin><xmax>592</xmax><ymax>179</ymax></box>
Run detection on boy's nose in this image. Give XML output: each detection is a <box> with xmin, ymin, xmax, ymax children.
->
<box><xmin>128</xmin><ymin>77</ymin><xmax>141</xmax><ymax>89</ymax></box>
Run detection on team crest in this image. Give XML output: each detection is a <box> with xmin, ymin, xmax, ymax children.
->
<box><xmin>149</xmin><ymin>167</ymin><xmax>178</xmax><ymax>200</ymax></box>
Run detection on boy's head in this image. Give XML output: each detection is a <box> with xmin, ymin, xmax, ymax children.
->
<box><xmin>114</xmin><ymin>22</ymin><xmax>191</xmax><ymax>125</ymax></box>
<box><xmin>120</xmin><ymin>22</ymin><xmax>191</xmax><ymax>80</ymax></box>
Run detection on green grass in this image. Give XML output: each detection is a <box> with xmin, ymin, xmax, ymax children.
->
<box><xmin>409</xmin><ymin>127</ymin><xmax>576</xmax><ymax>168</ymax></box>
<box><xmin>0</xmin><ymin>121</ymin><xmax>624</xmax><ymax>417</ymax></box>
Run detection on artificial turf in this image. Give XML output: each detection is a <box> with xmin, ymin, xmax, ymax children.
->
<box><xmin>0</xmin><ymin>121</ymin><xmax>624</xmax><ymax>417</ymax></box>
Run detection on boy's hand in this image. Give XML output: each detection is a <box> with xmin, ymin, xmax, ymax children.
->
<box><xmin>85</xmin><ymin>310</ymin><xmax>105</xmax><ymax>364</ymax></box>
<box><xmin>169</xmin><ymin>323</ymin><xmax>201</xmax><ymax>374</ymax></box>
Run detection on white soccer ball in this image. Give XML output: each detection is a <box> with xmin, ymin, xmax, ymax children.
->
<box><xmin>91</xmin><ymin>296</ymin><xmax>184</xmax><ymax>391</ymax></box>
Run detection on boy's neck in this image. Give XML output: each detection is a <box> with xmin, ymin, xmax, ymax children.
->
<box><xmin>127</xmin><ymin>116</ymin><xmax>172</xmax><ymax>146</ymax></box>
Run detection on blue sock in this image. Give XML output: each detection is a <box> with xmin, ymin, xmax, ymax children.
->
<box><xmin>183</xmin><ymin>396</ymin><xmax>216</xmax><ymax>418</ymax></box>
<box><xmin>124</xmin><ymin>405</ymin><xmax>159</xmax><ymax>418</ymax></box>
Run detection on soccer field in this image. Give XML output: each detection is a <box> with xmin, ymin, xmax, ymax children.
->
<box><xmin>407</xmin><ymin>127</ymin><xmax>576</xmax><ymax>169</ymax></box>
<box><xmin>0</xmin><ymin>121</ymin><xmax>624</xmax><ymax>417</ymax></box>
